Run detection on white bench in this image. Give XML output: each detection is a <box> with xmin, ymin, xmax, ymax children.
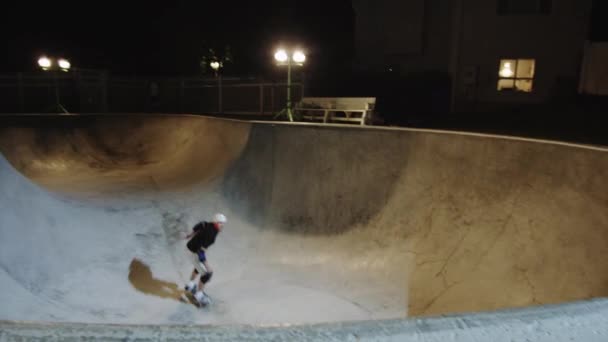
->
<box><xmin>295</xmin><ymin>97</ymin><xmax>376</xmax><ymax>125</ymax></box>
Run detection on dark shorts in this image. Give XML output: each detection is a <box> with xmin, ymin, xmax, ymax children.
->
<box><xmin>197</xmin><ymin>250</ymin><xmax>207</xmax><ymax>263</ymax></box>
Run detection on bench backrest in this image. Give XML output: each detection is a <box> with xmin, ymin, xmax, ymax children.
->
<box><xmin>298</xmin><ymin>97</ymin><xmax>376</xmax><ymax>111</ymax></box>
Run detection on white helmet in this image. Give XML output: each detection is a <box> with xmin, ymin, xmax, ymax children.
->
<box><xmin>213</xmin><ymin>213</ymin><xmax>227</xmax><ymax>224</ymax></box>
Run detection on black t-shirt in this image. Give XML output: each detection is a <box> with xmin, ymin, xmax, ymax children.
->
<box><xmin>186</xmin><ymin>221</ymin><xmax>218</xmax><ymax>253</ymax></box>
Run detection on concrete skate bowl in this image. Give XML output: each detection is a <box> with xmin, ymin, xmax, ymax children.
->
<box><xmin>1</xmin><ymin>114</ymin><xmax>608</xmax><ymax>340</ymax></box>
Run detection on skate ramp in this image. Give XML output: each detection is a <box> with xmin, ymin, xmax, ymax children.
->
<box><xmin>0</xmin><ymin>114</ymin><xmax>608</xmax><ymax>327</ymax></box>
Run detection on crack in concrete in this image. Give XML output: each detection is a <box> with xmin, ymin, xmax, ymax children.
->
<box><xmin>416</xmin><ymin>259</ymin><xmax>447</xmax><ymax>267</ymax></box>
<box><xmin>474</xmin><ymin>188</ymin><xmax>523</xmax><ymax>270</ymax></box>
<box><xmin>474</xmin><ymin>214</ymin><xmax>513</xmax><ymax>269</ymax></box>
<box><xmin>420</xmin><ymin>281</ymin><xmax>461</xmax><ymax>314</ymax></box>
<box><xmin>435</xmin><ymin>226</ymin><xmax>470</xmax><ymax>287</ymax></box>
<box><xmin>516</xmin><ymin>265</ymin><xmax>539</xmax><ymax>305</ymax></box>
<box><xmin>422</xmin><ymin>207</ymin><xmax>437</xmax><ymax>240</ymax></box>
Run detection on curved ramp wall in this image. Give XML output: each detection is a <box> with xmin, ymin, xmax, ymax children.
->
<box><xmin>225</xmin><ymin>123</ymin><xmax>608</xmax><ymax>316</ymax></box>
<box><xmin>0</xmin><ymin>115</ymin><xmax>607</xmax><ymax>334</ymax></box>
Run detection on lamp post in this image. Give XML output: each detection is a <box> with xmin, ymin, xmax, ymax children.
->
<box><xmin>209</xmin><ymin>61</ymin><xmax>223</xmax><ymax>113</ymax></box>
<box><xmin>210</xmin><ymin>61</ymin><xmax>221</xmax><ymax>76</ymax></box>
<box><xmin>274</xmin><ymin>48</ymin><xmax>305</xmax><ymax>122</ymax></box>
<box><xmin>37</xmin><ymin>55</ymin><xmax>71</xmax><ymax>113</ymax></box>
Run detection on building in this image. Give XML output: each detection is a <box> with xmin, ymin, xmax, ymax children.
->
<box><xmin>579</xmin><ymin>42</ymin><xmax>608</xmax><ymax>96</ymax></box>
<box><xmin>352</xmin><ymin>0</ymin><xmax>593</xmax><ymax>112</ymax></box>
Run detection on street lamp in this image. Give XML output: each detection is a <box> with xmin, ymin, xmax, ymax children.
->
<box><xmin>274</xmin><ymin>48</ymin><xmax>306</xmax><ymax>122</ymax></box>
<box><xmin>210</xmin><ymin>61</ymin><xmax>221</xmax><ymax>71</ymax></box>
<box><xmin>38</xmin><ymin>57</ymin><xmax>52</xmax><ymax>70</ymax></box>
<box><xmin>209</xmin><ymin>60</ymin><xmax>222</xmax><ymax>79</ymax></box>
<box><xmin>274</xmin><ymin>50</ymin><xmax>288</xmax><ymax>63</ymax></box>
<box><xmin>37</xmin><ymin>56</ymin><xmax>72</xmax><ymax>72</ymax></box>
<box><xmin>292</xmin><ymin>51</ymin><xmax>306</xmax><ymax>64</ymax></box>
<box><xmin>36</xmin><ymin>55</ymin><xmax>70</xmax><ymax>113</ymax></box>
<box><xmin>58</xmin><ymin>58</ymin><xmax>71</xmax><ymax>72</ymax></box>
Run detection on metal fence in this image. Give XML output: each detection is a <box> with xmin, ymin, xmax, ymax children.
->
<box><xmin>0</xmin><ymin>71</ymin><xmax>303</xmax><ymax>115</ymax></box>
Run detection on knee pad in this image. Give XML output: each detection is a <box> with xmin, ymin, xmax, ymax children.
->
<box><xmin>201</xmin><ymin>271</ymin><xmax>213</xmax><ymax>284</ymax></box>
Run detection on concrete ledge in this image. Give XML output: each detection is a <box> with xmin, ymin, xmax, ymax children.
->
<box><xmin>2</xmin><ymin>299</ymin><xmax>608</xmax><ymax>341</ymax></box>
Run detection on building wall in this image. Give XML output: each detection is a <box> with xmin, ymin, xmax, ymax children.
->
<box><xmin>453</xmin><ymin>0</ymin><xmax>592</xmax><ymax>108</ymax></box>
<box><xmin>579</xmin><ymin>42</ymin><xmax>608</xmax><ymax>96</ymax></box>
<box><xmin>353</xmin><ymin>0</ymin><xmax>452</xmax><ymax>73</ymax></box>
<box><xmin>353</xmin><ymin>0</ymin><xmax>592</xmax><ymax>111</ymax></box>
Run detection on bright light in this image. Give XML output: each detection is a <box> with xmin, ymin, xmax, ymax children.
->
<box><xmin>499</xmin><ymin>62</ymin><xmax>514</xmax><ymax>78</ymax></box>
<box><xmin>274</xmin><ymin>49</ymin><xmax>288</xmax><ymax>63</ymax></box>
<box><xmin>38</xmin><ymin>57</ymin><xmax>52</xmax><ymax>69</ymax></box>
<box><xmin>210</xmin><ymin>61</ymin><xmax>220</xmax><ymax>70</ymax></box>
<box><xmin>292</xmin><ymin>51</ymin><xmax>306</xmax><ymax>63</ymax></box>
<box><xmin>58</xmin><ymin>59</ymin><xmax>71</xmax><ymax>70</ymax></box>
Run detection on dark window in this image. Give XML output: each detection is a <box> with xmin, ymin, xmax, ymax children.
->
<box><xmin>497</xmin><ymin>0</ymin><xmax>552</xmax><ymax>15</ymax></box>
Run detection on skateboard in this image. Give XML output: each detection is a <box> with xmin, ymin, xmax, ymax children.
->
<box><xmin>180</xmin><ymin>289</ymin><xmax>211</xmax><ymax>308</ymax></box>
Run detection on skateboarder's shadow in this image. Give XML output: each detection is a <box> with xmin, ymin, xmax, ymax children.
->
<box><xmin>128</xmin><ymin>258</ymin><xmax>185</xmax><ymax>303</ymax></box>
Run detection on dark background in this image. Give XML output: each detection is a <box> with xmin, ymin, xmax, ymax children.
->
<box><xmin>3</xmin><ymin>1</ymin><xmax>607</xmax><ymax>76</ymax></box>
<box><xmin>1</xmin><ymin>1</ymin><xmax>355</xmax><ymax>76</ymax></box>
<box><xmin>1</xmin><ymin>0</ymin><xmax>606</xmax><ymax>145</ymax></box>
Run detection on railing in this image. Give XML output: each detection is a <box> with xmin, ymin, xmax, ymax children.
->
<box><xmin>0</xmin><ymin>72</ymin><xmax>303</xmax><ymax>116</ymax></box>
<box><xmin>295</xmin><ymin>97</ymin><xmax>376</xmax><ymax>125</ymax></box>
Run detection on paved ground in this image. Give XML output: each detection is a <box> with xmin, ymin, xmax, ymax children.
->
<box><xmin>0</xmin><ymin>114</ymin><xmax>607</xmax><ymax>340</ymax></box>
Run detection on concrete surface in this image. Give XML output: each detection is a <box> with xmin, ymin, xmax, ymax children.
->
<box><xmin>0</xmin><ymin>114</ymin><xmax>607</xmax><ymax>340</ymax></box>
<box><xmin>2</xmin><ymin>299</ymin><xmax>608</xmax><ymax>341</ymax></box>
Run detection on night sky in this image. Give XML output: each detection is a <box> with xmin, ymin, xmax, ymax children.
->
<box><xmin>2</xmin><ymin>1</ymin><xmax>354</xmax><ymax>76</ymax></box>
<box><xmin>2</xmin><ymin>0</ymin><xmax>606</xmax><ymax>76</ymax></box>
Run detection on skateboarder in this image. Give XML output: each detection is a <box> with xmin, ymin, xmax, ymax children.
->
<box><xmin>184</xmin><ymin>213</ymin><xmax>227</xmax><ymax>305</ymax></box>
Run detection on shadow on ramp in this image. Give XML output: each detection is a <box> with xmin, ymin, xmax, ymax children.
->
<box><xmin>128</xmin><ymin>258</ymin><xmax>197</xmax><ymax>306</ymax></box>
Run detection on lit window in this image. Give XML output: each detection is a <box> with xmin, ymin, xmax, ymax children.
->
<box><xmin>497</xmin><ymin>59</ymin><xmax>535</xmax><ymax>92</ymax></box>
